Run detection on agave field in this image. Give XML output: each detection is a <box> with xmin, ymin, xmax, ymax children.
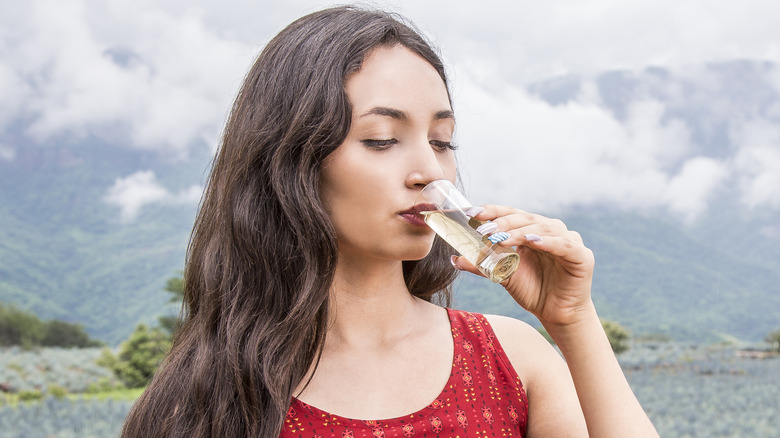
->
<box><xmin>1</xmin><ymin>344</ymin><xmax>778</xmax><ymax>437</ymax></box>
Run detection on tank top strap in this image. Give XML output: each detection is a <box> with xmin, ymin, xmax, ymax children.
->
<box><xmin>447</xmin><ymin>308</ymin><xmax>527</xmax><ymax>423</ymax></box>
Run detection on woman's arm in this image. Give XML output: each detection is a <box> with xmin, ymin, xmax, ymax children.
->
<box><xmin>453</xmin><ymin>205</ymin><xmax>659</xmax><ymax>437</ymax></box>
<box><xmin>544</xmin><ymin>303</ymin><xmax>658</xmax><ymax>437</ymax></box>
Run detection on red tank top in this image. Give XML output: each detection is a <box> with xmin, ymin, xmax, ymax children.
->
<box><xmin>281</xmin><ymin>308</ymin><xmax>528</xmax><ymax>437</ymax></box>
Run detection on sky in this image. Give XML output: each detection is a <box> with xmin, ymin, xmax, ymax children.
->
<box><xmin>2</xmin><ymin>0</ymin><xmax>780</xmax><ymax>222</ymax></box>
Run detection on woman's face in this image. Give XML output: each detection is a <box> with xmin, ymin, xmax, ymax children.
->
<box><xmin>320</xmin><ymin>44</ymin><xmax>457</xmax><ymax>263</ymax></box>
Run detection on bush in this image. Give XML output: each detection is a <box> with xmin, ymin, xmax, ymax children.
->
<box><xmin>42</xmin><ymin>320</ymin><xmax>103</xmax><ymax>348</ymax></box>
<box><xmin>766</xmin><ymin>328</ymin><xmax>780</xmax><ymax>352</ymax></box>
<box><xmin>0</xmin><ymin>304</ymin><xmax>45</xmax><ymax>348</ymax></box>
<box><xmin>97</xmin><ymin>324</ymin><xmax>171</xmax><ymax>388</ymax></box>
<box><xmin>17</xmin><ymin>390</ymin><xmax>43</xmax><ymax>402</ymax></box>
<box><xmin>601</xmin><ymin>319</ymin><xmax>631</xmax><ymax>354</ymax></box>
<box><xmin>0</xmin><ymin>303</ymin><xmax>102</xmax><ymax>348</ymax></box>
<box><xmin>47</xmin><ymin>384</ymin><xmax>68</xmax><ymax>399</ymax></box>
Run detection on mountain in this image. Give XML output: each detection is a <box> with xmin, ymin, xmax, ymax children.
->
<box><xmin>1</xmin><ymin>60</ymin><xmax>779</xmax><ymax>344</ymax></box>
<box><xmin>0</xmin><ymin>142</ymin><xmax>207</xmax><ymax>344</ymax></box>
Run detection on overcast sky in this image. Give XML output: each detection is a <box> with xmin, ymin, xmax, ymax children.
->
<box><xmin>2</xmin><ymin>0</ymin><xmax>780</xmax><ymax>222</ymax></box>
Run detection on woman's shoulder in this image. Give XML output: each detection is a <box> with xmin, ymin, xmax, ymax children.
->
<box><xmin>480</xmin><ymin>313</ymin><xmax>564</xmax><ymax>386</ymax></box>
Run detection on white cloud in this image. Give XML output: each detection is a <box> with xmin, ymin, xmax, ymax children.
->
<box><xmin>3</xmin><ymin>0</ymin><xmax>254</xmax><ymax>156</ymax></box>
<box><xmin>663</xmin><ymin>157</ymin><xmax>729</xmax><ymax>221</ymax></box>
<box><xmin>3</xmin><ymin>0</ymin><xmax>780</xmax><ymax>221</ymax></box>
<box><xmin>103</xmin><ymin>170</ymin><xmax>202</xmax><ymax>222</ymax></box>
<box><xmin>732</xmin><ymin>119</ymin><xmax>780</xmax><ymax>208</ymax></box>
<box><xmin>453</xmin><ymin>73</ymin><xmax>733</xmax><ymax>220</ymax></box>
<box><xmin>401</xmin><ymin>0</ymin><xmax>780</xmax><ymax>84</ymax></box>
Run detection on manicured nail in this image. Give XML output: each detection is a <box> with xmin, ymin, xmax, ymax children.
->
<box><xmin>488</xmin><ymin>231</ymin><xmax>511</xmax><ymax>244</ymax></box>
<box><xmin>465</xmin><ymin>206</ymin><xmax>484</xmax><ymax>217</ymax></box>
<box><xmin>450</xmin><ymin>255</ymin><xmax>462</xmax><ymax>270</ymax></box>
<box><xmin>525</xmin><ymin>233</ymin><xmax>542</xmax><ymax>242</ymax></box>
<box><xmin>476</xmin><ymin>222</ymin><xmax>498</xmax><ymax>235</ymax></box>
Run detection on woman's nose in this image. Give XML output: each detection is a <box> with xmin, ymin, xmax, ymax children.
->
<box><xmin>405</xmin><ymin>143</ymin><xmax>447</xmax><ymax>189</ymax></box>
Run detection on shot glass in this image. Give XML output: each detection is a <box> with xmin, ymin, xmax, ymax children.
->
<box><xmin>418</xmin><ymin>180</ymin><xmax>520</xmax><ymax>283</ymax></box>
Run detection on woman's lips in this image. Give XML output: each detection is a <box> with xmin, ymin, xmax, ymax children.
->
<box><xmin>399</xmin><ymin>203</ymin><xmax>437</xmax><ymax>227</ymax></box>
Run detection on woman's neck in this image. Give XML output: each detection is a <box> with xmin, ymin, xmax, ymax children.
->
<box><xmin>327</xmin><ymin>254</ymin><xmax>424</xmax><ymax>349</ymax></box>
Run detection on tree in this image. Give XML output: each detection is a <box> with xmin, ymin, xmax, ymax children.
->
<box><xmin>0</xmin><ymin>302</ymin><xmax>103</xmax><ymax>348</ymax></box>
<box><xmin>0</xmin><ymin>303</ymin><xmax>45</xmax><ymax>348</ymax></box>
<box><xmin>98</xmin><ymin>323</ymin><xmax>172</xmax><ymax>388</ymax></box>
<box><xmin>42</xmin><ymin>320</ymin><xmax>103</xmax><ymax>348</ymax></box>
<box><xmin>766</xmin><ymin>328</ymin><xmax>780</xmax><ymax>352</ymax></box>
<box><xmin>601</xmin><ymin>319</ymin><xmax>631</xmax><ymax>354</ymax></box>
<box><xmin>158</xmin><ymin>272</ymin><xmax>184</xmax><ymax>337</ymax></box>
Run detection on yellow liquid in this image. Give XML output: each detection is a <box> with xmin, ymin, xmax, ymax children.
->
<box><xmin>422</xmin><ymin>209</ymin><xmax>520</xmax><ymax>283</ymax></box>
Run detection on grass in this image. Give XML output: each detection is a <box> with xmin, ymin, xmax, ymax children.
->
<box><xmin>0</xmin><ymin>387</ymin><xmax>144</xmax><ymax>406</ymax></box>
<box><xmin>72</xmin><ymin>387</ymin><xmax>144</xmax><ymax>402</ymax></box>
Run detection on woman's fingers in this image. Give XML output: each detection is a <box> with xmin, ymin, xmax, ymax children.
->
<box><xmin>470</xmin><ymin>204</ymin><xmax>569</xmax><ymax>237</ymax></box>
<box><xmin>450</xmin><ymin>255</ymin><xmax>484</xmax><ymax>277</ymax></box>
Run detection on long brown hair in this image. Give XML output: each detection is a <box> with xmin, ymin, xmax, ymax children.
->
<box><xmin>121</xmin><ymin>6</ymin><xmax>458</xmax><ymax>437</ymax></box>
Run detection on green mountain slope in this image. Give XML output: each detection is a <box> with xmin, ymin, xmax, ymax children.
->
<box><xmin>1</xmin><ymin>145</ymin><xmax>779</xmax><ymax>344</ymax></box>
<box><xmin>0</xmin><ymin>144</ymin><xmax>202</xmax><ymax>344</ymax></box>
<box><xmin>453</xmin><ymin>210</ymin><xmax>780</xmax><ymax>342</ymax></box>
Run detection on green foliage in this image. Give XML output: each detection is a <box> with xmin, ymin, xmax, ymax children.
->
<box><xmin>17</xmin><ymin>390</ymin><xmax>43</xmax><ymax>402</ymax></box>
<box><xmin>164</xmin><ymin>274</ymin><xmax>184</xmax><ymax>302</ymax></box>
<box><xmin>0</xmin><ymin>302</ymin><xmax>102</xmax><ymax>348</ymax></box>
<box><xmin>85</xmin><ymin>377</ymin><xmax>126</xmax><ymax>394</ymax></box>
<box><xmin>601</xmin><ymin>319</ymin><xmax>631</xmax><ymax>354</ymax></box>
<box><xmin>765</xmin><ymin>327</ymin><xmax>780</xmax><ymax>352</ymax></box>
<box><xmin>158</xmin><ymin>273</ymin><xmax>184</xmax><ymax>337</ymax></box>
<box><xmin>47</xmin><ymin>384</ymin><xmax>68</xmax><ymax>400</ymax></box>
<box><xmin>97</xmin><ymin>324</ymin><xmax>171</xmax><ymax>388</ymax></box>
<box><xmin>42</xmin><ymin>320</ymin><xmax>103</xmax><ymax>348</ymax></box>
<box><xmin>0</xmin><ymin>303</ymin><xmax>46</xmax><ymax>348</ymax></box>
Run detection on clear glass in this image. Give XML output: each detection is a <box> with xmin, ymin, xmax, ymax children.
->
<box><xmin>418</xmin><ymin>180</ymin><xmax>520</xmax><ymax>283</ymax></box>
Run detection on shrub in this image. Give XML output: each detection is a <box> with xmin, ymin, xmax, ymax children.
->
<box><xmin>601</xmin><ymin>319</ymin><xmax>631</xmax><ymax>354</ymax></box>
<box><xmin>47</xmin><ymin>384</ymin><xmax>68</xmax><ymax>399</ymax></box>
<box><xmin>42</xmin><ymin>320</ymin><xmax>103</xmax><ymax>348</ymax></box>
<box><xmin>17</xmin><ymin>389</ymin><xmax>43</xmax><ymax>402</ymax></box>
<box><xmin>0</xmin><ymin>304</ymin><xmax>45</xmax><ymax>348</ymax></box>
<box><xmin>0</xmin><ymin>303</ymin><xmax>103</xmax><ymax>348</ymax></box>
<box><xmin>766</xmin><ymin>328</ymin><xmax>780</xmax><ymax>352</ymax></box>
<box><xmin>97</xmin><ymin>324</ymin><xmax>171</xmax><ymax>388</ymax></box>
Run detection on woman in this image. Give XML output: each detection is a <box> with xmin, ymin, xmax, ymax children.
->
<box><xmin>122</xmin><ymin>6</ymin><xmax>658</xmax><ymax>437</ymax></box>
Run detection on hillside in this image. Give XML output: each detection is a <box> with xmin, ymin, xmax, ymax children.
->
<box><xmin>2</xmin><ymin>144</ymin><xmax>778</xmax><ymax>344</ymax></box>
<box><xmin>0</xmin><ymin>143</ymin><xmax>204</xmax><ymax>344</ymax></box>
<box><xmin>2</xmin><ymin>60</ymin><xmax>780</xmax><ymax>344</ymax></box>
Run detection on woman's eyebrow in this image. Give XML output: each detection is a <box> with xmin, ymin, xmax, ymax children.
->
<box><xmin>434</xmin><ymin>110</ymin><xmax>455</xmax><ymax>120</ymax></box>
<box><xmin>358</xmin><ymin>107</ymin><xmax>455</xmax><ymax>121</ymax></box>
<box><xmin>359</xmin><ymin>106</ymin><xmax>408</xmax><ymax>120</ymax></box>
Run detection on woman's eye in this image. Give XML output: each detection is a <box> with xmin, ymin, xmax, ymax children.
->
<box><xmin>430</xmin><ymin>140</ymin><xmax>457</xmax><ymax>152</ymax></box>
<box><xmin>362</xmin><ymin>139</ymin><xmax>397</xmax><ymax>149</ymax></box>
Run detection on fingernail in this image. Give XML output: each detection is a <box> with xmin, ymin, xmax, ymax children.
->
<box><xmin>450</xmin><ymin>255</ymin><xmax>462</xmax><ymax>270</ymax></box>
<box><xmin>465</xmin><ymin>206</ymin><xmax>484</xmax><ymax>217</ymax></box>
<box><xmin>525</xmin><ymin>233</ymin><xmax>542</xmax><ymax>242</ymax></box>
<box><xmin>488</xmin><ymin>231</ymin><xmax>511</xmax><ymax>244</ymax></box>
<box><xmin>476</xmin><ymin>222</ymin><xmax>498</xmax><ymax>235</ymax></box>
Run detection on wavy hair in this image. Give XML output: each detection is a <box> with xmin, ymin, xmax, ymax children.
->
<box><xmin>121</xmin><ymin>6</ymin><xmax>458</xmax><ymax>437</ymax></box>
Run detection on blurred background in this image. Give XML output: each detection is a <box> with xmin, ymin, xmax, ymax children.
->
<box><xmin>1</xmin><ymin>1</ymin><xmax>779</xmax><ymax>436</ymax></box>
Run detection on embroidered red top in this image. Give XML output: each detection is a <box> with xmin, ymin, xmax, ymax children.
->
<box><xmin>281</xmin><ymin>308</ymin><xmax>528</xmax><ymax>437</ymax></box>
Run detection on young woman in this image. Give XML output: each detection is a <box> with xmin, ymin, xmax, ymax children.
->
<box><xmin>121</xmin><ymin>6</ymin><xmax>658</xmax><ymax>437</ymax></box>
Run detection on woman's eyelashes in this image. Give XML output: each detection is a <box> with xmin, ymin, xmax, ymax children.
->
<box><xmin>430</xmin><ymin>140</ymin><xmax>457</xmax><ymax>152</ymax></box>
<box><xmin>361</xmin><ymin>138</ymin><xmax>397</xmax><ymax>150</ymax></box>
<box><xmin>361</xmin><ymin>138</ymin><xmax>456</xmax><ymax>152</ymax></box>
